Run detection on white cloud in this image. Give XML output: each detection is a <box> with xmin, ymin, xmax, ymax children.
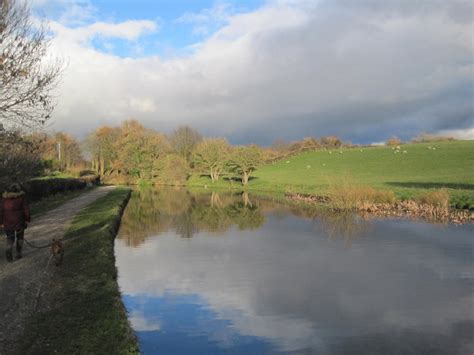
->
<box><xmin>129</xmin><ymin>97</ymin><xmax>157</xmax><ymax>113</ymax></box>
<box><xmin>44</xmin><ymin>0</ymin><xmax>473</xmax><ymax>143</ymax></box>
<box><xmin>32</xmin><ymin>0</ymin><xmax>97</xmax><ymax>26</ymax></box>
<box><xmin>50</xmin><ymin>20</ymin><xmax>158</xmax><ymax>44</ymax></box>
<box><xmin>177</xmin><ymin>1</ymin><xmax>233</xmax><ymax>35</ymax></box>
<box><xmin>437</xmin><ymin>128</ymin><xmax>474</xmax><ymax>140</ymax></box>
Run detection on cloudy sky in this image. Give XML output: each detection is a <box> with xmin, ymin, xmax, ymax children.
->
<box><xmin>33</xmin><ymin>0</ymin><xmax>473</xmax><ymax>145</ymax></box>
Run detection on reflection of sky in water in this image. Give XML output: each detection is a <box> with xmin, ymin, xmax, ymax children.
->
<box><xmin>115</xmin><ymin>192</ymin><xmax>474</xmax><ymax>354</ymax></box>
<box><xmin>124</xmin><ymin>294</ymin><xmax>279</xmax><ymax>354</ymax></box>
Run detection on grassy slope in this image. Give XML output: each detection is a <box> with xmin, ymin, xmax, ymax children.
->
<box><xmin>20</xmin><ymin>187</ymin><xmax>139</xmax><ymax>354</ymax></box>
<box><xmin>189</xmin><ymin>141</ymin><xmax>474</xmax><ymax>206</ymax></box>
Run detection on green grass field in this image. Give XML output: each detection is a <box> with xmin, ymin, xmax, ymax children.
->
<box><xmin>188</xmin><ymin>141</ymin><xmax>474</xmax><ymax>208</ymax></box>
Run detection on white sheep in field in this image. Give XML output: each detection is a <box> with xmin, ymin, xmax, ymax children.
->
<box><xmin>402</xmin><ymin>150</ymin><xmax>407</xmax><ymax>154</ymax></box>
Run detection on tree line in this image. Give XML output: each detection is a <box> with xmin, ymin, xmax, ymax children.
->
<box><xmin>85</xmin><ymin>120</ymin><xmax>263</xmax><ymax>186</ymax></box>
<box><xmin>1</xmin><ymin>116</ymin><xmax>353</xmax><ymax>190</ymax></box>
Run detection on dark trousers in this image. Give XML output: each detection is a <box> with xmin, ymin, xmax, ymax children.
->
<box><xmin>5</xmin><ymin>229</ymin><xmax>24</xmax><ymax>242</ymax></box>
<box><xmin>4</xmin><ymin>229</ymin><xmax>24</xmax><ymax>256</ymax></box>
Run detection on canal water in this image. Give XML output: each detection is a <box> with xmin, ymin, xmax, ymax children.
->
<box><xmin>115</xmin><ymin>188</ymin><xmax>474</xmax><ymax>354</ymax></box>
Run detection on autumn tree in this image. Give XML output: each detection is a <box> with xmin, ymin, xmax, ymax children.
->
<box><xmin>53</xmin><ymin>132</ymin><xmax>82</xmax><ymax>170</ymax></box>
<box><xmin>192</xmin><ymin>138</ymin><xmax>230</xmax><ymax>182</ymax></box>
<box><xmin>0</xmin><ymin>0</ymin><xmax>63</xmax><ymax>128</ymax></box>
<box><xmin>156</xmin><ymin>153</ymin><xmax>189</xmax><ymax>185</ymax></box>
<box><xmin>320</xmin><ymin>136</ymin><xmax>342</xmax><ymax>148</ymax></box>
<box><xmin>228</xmin><ymin>145</ymin><xmax>263</xmax><ymax>185</ymax></box>
<box><xmin>386</xmin><ymin>136</ymin><xmax>401</xmax><ymax>146</ymax></box>
<box><xmin>86</xmin><ymin>126</ymin><xmax>120</xmax><ymax>176</ymax></box>
<box><xmin>115</xmin><ymin>120</ymin><xmax>169</xmax><ymax>181</ymax></box>
<box><xmin>169</xmin><ymin>125</ymin><xmax>202</xmax><ymax>162</ymax></box>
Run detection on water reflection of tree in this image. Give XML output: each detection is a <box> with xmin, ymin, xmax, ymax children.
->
<box><xmin>258</xmin><ymin>198</ymin><xmax>370</xmax><ymax>245</ymax></box>
<box><xmin>118</xmin><ymin>189</ymin><xmax>266</xmax><ymax>246</ymax></box>
<box><xmin>118</xmin><ymin>188</ymin><xmax>370</xmax><ymax>248</ymax></box>
<box><xmin>317</xmin><ymin>212</ymin><xmax>370</xmax><ymax>246</ymax></box>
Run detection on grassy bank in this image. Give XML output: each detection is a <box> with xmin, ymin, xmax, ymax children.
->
<box><xmin>20</xmin><ymin>187</ymin><xmax>139</xmax><ymax>354</ymax></box>
<box><xmin>188</xmin><ymin>140</ymin><xmax>474</xmax><ymax>209</ymax></box>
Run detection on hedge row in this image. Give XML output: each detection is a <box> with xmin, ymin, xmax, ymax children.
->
<box><xmin>24</xmin><ymin>175</ymin><xmax>100</xmax><ymax>202</ymax></box>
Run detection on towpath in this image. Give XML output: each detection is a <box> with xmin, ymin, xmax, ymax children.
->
<box><xmin>0</xmin><ymin>186</ymin><xmax>115</xmax><ymax>354</ymax></box>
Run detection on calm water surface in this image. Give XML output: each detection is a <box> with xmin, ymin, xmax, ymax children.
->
<box><xmin>115</xmin><ymin>189</ymin><xmax>474</xmax><ymax>354</ymax></box>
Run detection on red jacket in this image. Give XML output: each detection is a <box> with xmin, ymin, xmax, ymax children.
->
<box><xmin>0</xmin><ymin>191</ymin><xmax>31</xmax><ymax>230</ymax></box>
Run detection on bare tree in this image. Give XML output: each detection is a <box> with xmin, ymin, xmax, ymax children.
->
<box><xmin>170</xmin><ymin>126</ymin><xmax>202</xmax><ymax>162</ymax></box>
<box><xmin>0</xmin><ymin>0</ymin><xmax>63</xmax><ymax>129</ymax></box>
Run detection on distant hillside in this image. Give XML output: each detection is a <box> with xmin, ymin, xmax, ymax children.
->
<box><xmin>250</xmin><ymin>140</ymin><xmax>474</xmax><ymax>206</ymax></box>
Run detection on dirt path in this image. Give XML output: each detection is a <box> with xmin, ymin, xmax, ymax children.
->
<box><xmin>0</xmin><ymin>186</ymin><xmax>116</xmax><ymax>354</ymax></box>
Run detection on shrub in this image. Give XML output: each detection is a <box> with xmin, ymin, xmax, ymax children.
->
<box><xmin>320</xmin><ymin>136</ymin><xmax>342</xmax><ymax>148</ymax></box>
<box><xmin>24</xmin><ymin>178</ymin><xmax>87</xmax><ymax>202</ymax></box>
<box><xmin>412</xmin><ymin>133</ymin><xmax>455</xmax><ymax>143</ymax></box>
<box><xmin>79</xmin><ymin>170</ymin><xmax>96</xmax><ymax>177</ymax></box>
<box><xmin>416</xmin><ymin>189</ymin><xmax>450</xmax><ymax>209</ymax></box>
<box><xmin>327</xmin><ymin>179</ymin><xmax>397</xmax><ymax>210</ymax></box>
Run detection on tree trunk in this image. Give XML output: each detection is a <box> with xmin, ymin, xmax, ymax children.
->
<box><xmin>242</xmin><ymin>191</ymin><xmax>252</xmax><ymax>207</ymax></box>
<box><xmin>99</xmin><ymin>155</ymin><xmax>105</xmax><ymax>176</ymax></box>
<box><xmin>242</xmin><ymin>172</ymin><xmax>249</xmax><ymax>185</ymax></box>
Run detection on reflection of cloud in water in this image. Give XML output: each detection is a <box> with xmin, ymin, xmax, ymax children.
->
<box><xmin>115</xmin><ymin>210</ymin><xmax>474</xmax><ymax>353</ymax></box>
<box><xmin>129</xmin><ymin>310</ymin><xmax>161</xmax><ymax>331</ymax></box>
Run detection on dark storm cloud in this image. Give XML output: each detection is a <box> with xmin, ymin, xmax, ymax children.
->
<box><xmin>48</xmin><ymin>0</ymin><xmax>473</xmax><ymax>143</ymax></box>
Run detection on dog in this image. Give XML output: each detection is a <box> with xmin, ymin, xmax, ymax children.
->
<box><xmin>51</xmin><ymin>239</ymin><xmax>64</xmax><ymax>266</ymax></box>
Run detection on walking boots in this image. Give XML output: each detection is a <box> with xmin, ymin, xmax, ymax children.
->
<box><xmin>16</xmin><ymin>239</ymin><xmax>23</xmax><ymax>259</ymax></box>
<box><xmin>5</xmin><ymin>239</ymin><xmax>13</xmax><ymax>262</ymax></box>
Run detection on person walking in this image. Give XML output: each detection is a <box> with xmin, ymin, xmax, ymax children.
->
<box><xmin>0</xmin><ymin>183</ymin><xmax>30</xmax><ymax>262</ymax></box>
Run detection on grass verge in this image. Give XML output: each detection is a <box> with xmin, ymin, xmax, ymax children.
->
<box><xmin>20</xmin><ymin>187</ymin><xmax>139</xmax><ymax>354</ymax></box>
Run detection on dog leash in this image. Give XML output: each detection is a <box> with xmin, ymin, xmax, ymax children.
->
<box><xmin>23</xmin><ymin>237</ymin><xmax>52</xmax><ymax>249</ymax></box>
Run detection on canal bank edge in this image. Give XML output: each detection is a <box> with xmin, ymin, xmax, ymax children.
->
<box><xmin>18</xmin><ymin>187</ymin><xmax>140</xmax><ymax>354</ymax></box>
